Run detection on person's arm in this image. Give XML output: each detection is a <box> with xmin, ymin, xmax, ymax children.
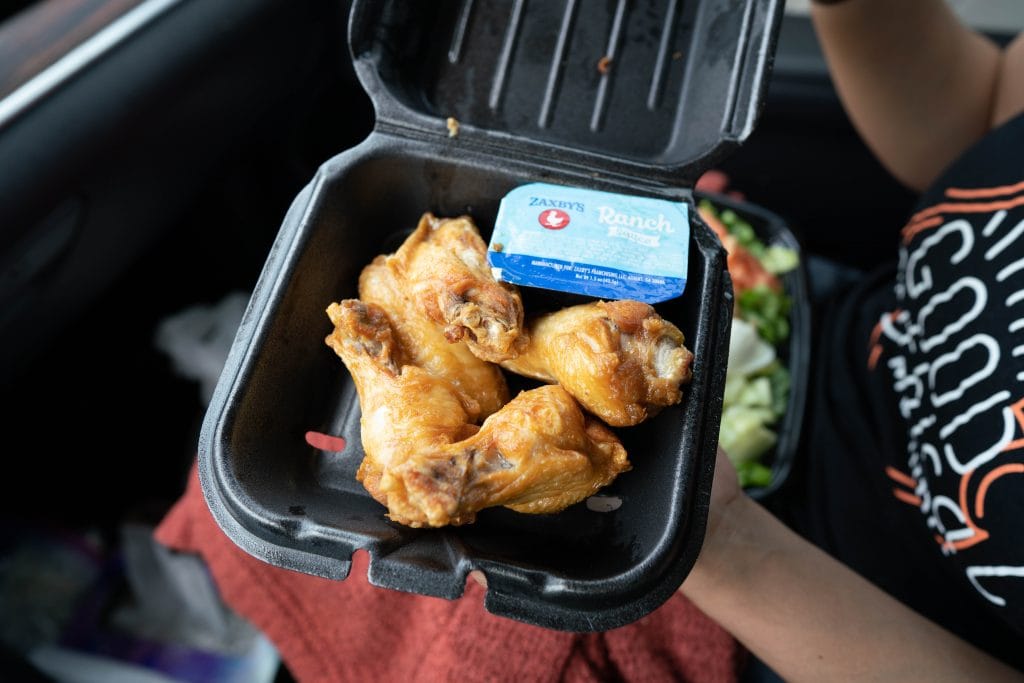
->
<box><xmin>811</xmin><ymin>0</ymin><xmax>1002</xmax><ymax>191</ymax></box>
<box><xmin>680</xmin><ymin>449</ymin><xmax>1024</xmax><ymax>682</ymax></box>
<box><xmin>994</xmin><ymin>32</ymin><xmax>1024</xmax><ymax>128</ymax></box>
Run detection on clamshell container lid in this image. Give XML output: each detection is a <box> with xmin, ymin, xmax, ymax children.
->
<box><xmin>349</xmin><ymin>0</ymin><xmax>784</xmax><ymax>187</ymax></box>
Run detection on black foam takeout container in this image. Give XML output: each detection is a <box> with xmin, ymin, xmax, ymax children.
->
<box><xmin>199</xmin><ymin>0</ymin><xmax>784</xmax><ymax>631</ymax></box>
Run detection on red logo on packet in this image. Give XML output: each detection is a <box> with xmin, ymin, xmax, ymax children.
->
<box><xmin>538</xmin><ymin>209</ymin><xmax>570</xmax><ymax>230</ymax></box>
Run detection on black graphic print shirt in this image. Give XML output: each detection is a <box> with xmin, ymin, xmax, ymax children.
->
<box><xmin>799</xmin><ymin>113</ymin><xmax>1024</xmax><ymax>669</ymax></box>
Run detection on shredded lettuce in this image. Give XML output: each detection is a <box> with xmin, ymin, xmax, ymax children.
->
<box><xmin>719</xmin><ymin>405</ymin><xmax>778</xmax><ymax>463</ymax></box>
<box><xmin>718</xmin><ymin>209</ymin><xmax>764</xmax><ymax>258</ymax></box>
<box><xmin>736</xmin><ymin>461</ymin><xmax>774</xmax><ymax>488</ymax></box>
<box><xmin>737</xmin><ymin>376</ymin><xmax>773</xmax><ymax>409</ymax></box>
<box><xmin>767</xmin><ymin>363</ymin><xmax>790</xmax><ymax>419</ymax></box>
<box><xmin>762</xmin><ymin>245</ymin><xmax>799</xmax><ymax>275</ymax></box>
<box><xmin>727</xmin><ymin>318</ymin><xmax>776</xmax><ymax>378</ymax></box>
<box><xmin>737</xmin><ymin>285</ymin><xmax>791</xmax><ymax>346</ymax></box>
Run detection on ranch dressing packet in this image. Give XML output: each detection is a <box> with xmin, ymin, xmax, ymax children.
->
<box><xmin>487</xmin><ymin>183</ymin><xmax>689</xmax><ymax>303</ymax></box>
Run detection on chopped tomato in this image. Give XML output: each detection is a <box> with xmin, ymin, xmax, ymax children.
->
<box><xmin>698</xmin><ymin>206</ymin><xmax>781</xmax><ymax>294</ymax></box>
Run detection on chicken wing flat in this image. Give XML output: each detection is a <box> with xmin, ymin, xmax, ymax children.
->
<box><xmin>389</xmin><ymin>213</ymin><xmax>527</xmax><ymax>363</ymax></box>
<box><xmin>501</xmin><ymin>300</ymin><xmax>694</xmax><ymax>427</ymax></box>
<box><xmin>325</xmin><ymin>300</ymin><xmax>629</xmax><ymax>527</ymax></box>
<box><xmin>359</xmin><ymin>255</ymin><xmax>508</xmax><ymax>420</ymax></box>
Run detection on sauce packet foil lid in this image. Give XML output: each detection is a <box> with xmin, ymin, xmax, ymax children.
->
<box><xmin>488</xmin><ymin>183</ymin><xmax>689</xmax><ymax>303</ymax></box>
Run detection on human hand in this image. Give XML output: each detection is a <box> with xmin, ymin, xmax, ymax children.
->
<box><xmin>679</xmin><ymin>446</ymin><xmax>744</xmax><ymax>594</ymax></box>
<box><xmin>708</xmin><ymin>446</ymin><xmax>741</xmax><ymax>517</ymax></box>
<box><xmin>471</xmin><ymin>447</ymin><xmax>743</xmax><ymax>594</ymax></box>
<box><xmin>702</xmin><ymin>446</ymin><xmax>743</xmax><ymax>551</ymax></box>
<box><xmin>695</xmin><ymin>170</ymin><xmax>745</xmax><ymax>200</ymax></box>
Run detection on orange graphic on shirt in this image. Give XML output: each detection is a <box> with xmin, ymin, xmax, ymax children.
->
<box><xmin>945</xmin><ymin>179</ymin><xmax>1024</xmax><ymax>199</ymax></box>
<box><xmin>885</xmin><ymin>466</ymin><xmax>922</xmax><ymax>506</ymax></box>
<box><xmin>975</xmin><ymin>464</ymin><xmax>1024</xmax><ymax>518</ymax></box>
<box><xmin>1001</xmin><ymin>397</ymin><xmax>1024</xmax><ymax>453</ymax></box>
<box><xmin>973</xmin><ymin>398</ymin><xmax>1024</xmax><ymax>518</ymax></box>
<box><xmin>900</xmin><ymin>180</ymin><xmax>1024</xmax><ymax>243</ymax></box>
<box><xmin>887</xmin><ymin>467</ymin><xmax>991</xmax><ymax>553</ymax></box>
<box><xmin>895</xmin><ymin>397</ymin><xmax>1024</xmax><ymax>553</ymax></box>
<box><xmin>867</xmin><ymin>309</ymin><xmax>902</xmax><ymax>371</ymax></box>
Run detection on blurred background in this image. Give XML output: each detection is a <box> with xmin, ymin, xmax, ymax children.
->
<box><xmin>0</xmin><ymin>0</ymin><xmax>1020</xmax><ymax>680</ymax></box>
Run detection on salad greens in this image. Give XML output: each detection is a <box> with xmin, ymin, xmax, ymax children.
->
<box><xmin>761</xmin><ymin>245</ymin><xmax>800</xmax><ymax>275</ymax></box>
<box><xmin>700</xmin><ymin>200</ymin><xmax>798</xmax><ymax>489</ymax></box>
<box><xmin>737</xmin><ymin>285</ymin><xmax>791</xmax><ymax>346</ymax></box>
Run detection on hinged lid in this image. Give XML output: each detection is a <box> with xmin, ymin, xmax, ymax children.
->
<box><xmin>348</xmin><ymin>0</ymin><xmax>783</xmax><ymax>186</ymax></box>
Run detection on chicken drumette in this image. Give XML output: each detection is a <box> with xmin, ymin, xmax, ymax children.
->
<box><xmin>501</xmin><ymin>300</ymin><xmax>694</xmax><ymax>427</ymax></box>
<box><xmin>325</xmin><ymin>299</ymin><xmax>630</xmax><ymax>527</ymax></box>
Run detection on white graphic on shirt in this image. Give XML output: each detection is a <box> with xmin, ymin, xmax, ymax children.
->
<box><xmin>917</xmin><ymin>280</ymin><xmax>987</xmax><ymax>353</ymax></box>
<box><xmin>981</xmin><ymin>210</ymin><xmax>1007</xmax><ymax>238</ymax></box>
<box><xmin>941</xmin><ymin>401</ymin><xmax>1014</xmax><ymax>474</ymax></box>
<box><xmin>906</xmin><ymin>220</ymin><xmax>974</xmax><ymax>299</ymax></box>
<box><xmin>1006</xmin><ymin>290</ymin><xmax>1024</xmax><ymax>308</ymax></box>
<box><xmin>928</xmin><ymin>334</ymin><xmax>999</xmax><ymax>406</ymax></box>
<box><xmin>876</xmin><ymin>203</ymin><xmax>1024</xmax><ymax>608</ymax></box>
<box><xmin>996</xmin><ymin>258</ymin><xmax>1024</xmax><ymax>282</ymax></box>
<box><xmin>967</xmin><ymin>566</ymin><xmax>1024</xmax><ymax>606</ymax></box>
<box><xmin>985</xmin><ymin>218</ymin><xmax>1024</xmax><ymax>261</ymax></box>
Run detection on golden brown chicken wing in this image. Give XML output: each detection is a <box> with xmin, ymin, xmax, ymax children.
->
<box><xmin>325</xmin><ymin>300</ymin><xmax>480</xmax><ymax>508</ymax></box>
<box><xmin>359</xmin><ymin>255</ymin><xmax>508</xmax><ymax>420</ymax></box>
<box><xmin>501</xmin><ymin>300</ymin><xmax>694</xmax><ymax>427</ymax></box>
<box><xmin>325</xmin><ymin>300</ymin><xmax>629</xmax><ymax>528</ymax></box>
<box><xmin>388</xmin><ymin>213</ymin><xmax>527</xmax><ymax>363</ymax></box>
<box><xmin>392</xmin><ymin>384</ymin><xmax>630</xmax><ymax>526</ymax></box>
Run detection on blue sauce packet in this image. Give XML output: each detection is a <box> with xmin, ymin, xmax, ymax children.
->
<box><xmin>487</xmin><ymin>183</ymin><xmax>689</xmax><ymax>303</ymax></box>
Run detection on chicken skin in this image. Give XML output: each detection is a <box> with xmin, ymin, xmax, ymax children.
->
<box><xmin>393</xmin><ymin>384</ymin><xmax>630</xmax><ymax>526</ymax></box>
<box><xmin>325</xmin><ymin>299</ymin><xmax>629</xmax><ymax>527</ymax></box>
<box><xmin>501</xmin><ymin>300</ymin><xmax>694</xmax><ymax>427</ymax></box>
<box><xmin>325</xmin><ymin>300</ymin><xmax>478</xmax><ymax>518</ymax></box>
<box><xmin>389</xmin><ymin>213</ymin><xmax>527</xmax><ymax>363</ymax></box>
<box><xmin>359</xmin><ymin>255</ymin><xmax>508</xmax><ymax>420</ymax></box>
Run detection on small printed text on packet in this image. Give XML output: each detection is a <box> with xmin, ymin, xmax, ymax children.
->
<box><xmin>528</xmin><ymin>259</ymin><xmax>667</xmax><ymax>286</ymax></box>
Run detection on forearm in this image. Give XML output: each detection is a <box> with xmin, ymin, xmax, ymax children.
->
<box><xmin>682</xmin><ymin>495</ymin><xmax>1023</xmax><ymax>682</ymax></box>
<box><xmin>812</xmin><ymin>0</ymin><xmax>1000</xmax><ymax>191</ymax></box>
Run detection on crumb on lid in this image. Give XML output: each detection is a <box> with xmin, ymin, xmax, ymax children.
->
<box><xmin>446</xmin><ymin>117</ymin><xmax>460</xmax><ymax>138</ymax></box>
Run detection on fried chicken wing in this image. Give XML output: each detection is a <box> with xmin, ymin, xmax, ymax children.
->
<box><xmin>392</xmin><ymin>384</ymin><xmax>629</xmax><ymax>526</ymax></box>
<box><xmin>389</xmin><ymin>213</ymin><xmax>527</xmax><ymax>363</ymax></box>
<box><xmin>325</xmin><ymin>300</ymin><xmax>480</xmax><ymax>503</ymax></box>
<box><xmin>359</xmin><ymin>255</ymin><xmax>508</xmax><ymax>420</ymax></box>
<box><xmin>325</xmin><ymin>300</ymin><xmax>629</xmax><ymax>528</ymax></box>
<box><xmin>501</xmin><ymin>300</ymin><xmax>694</xmax><ymax>427</ymax></box>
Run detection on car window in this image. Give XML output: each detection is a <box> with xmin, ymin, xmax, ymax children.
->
<box><xmin>0</xmin><ymin>0</ymin><xmax>145</xmax><ymax>103</ymax></box>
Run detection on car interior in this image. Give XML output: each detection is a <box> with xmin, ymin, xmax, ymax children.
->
<box><xmin>0</xmin><ymin>0</ymin><xmax>1019</xmax><ymax>680</ymax></box>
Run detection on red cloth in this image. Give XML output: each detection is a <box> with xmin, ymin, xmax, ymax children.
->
<box><xmin>155</xmin><ymin>467</ymin><xmax>741</xmax><ymax>683</ymax></box>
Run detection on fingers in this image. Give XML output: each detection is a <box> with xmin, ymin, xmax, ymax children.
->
<box><xmin>694</xmin><ymin>169</ymin><xmax>746</xmax><ymax>200</ymax></box>
<box><xmin>468</xmin><ymin>570</ymin><xmax>488</xmax><ymax>588</ymax></box>
<box><xmin>696</xmin><ymin>170</ymin><xmax>730</xmax><ymax>193</ymax></box>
